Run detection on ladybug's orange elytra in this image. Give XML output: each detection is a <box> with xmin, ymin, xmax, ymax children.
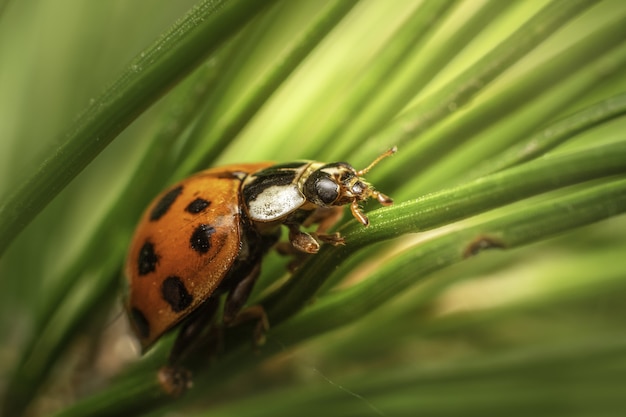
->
<box><xmin>125</xmin><ymin>148</ymin><xmax>396</xmax><ymax>363</ymax></box>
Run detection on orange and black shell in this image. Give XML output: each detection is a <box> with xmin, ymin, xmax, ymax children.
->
<box><xmin>125</xmin><ymin>162</ymin><xmax>271</xmax><ymax>349</ymax></box>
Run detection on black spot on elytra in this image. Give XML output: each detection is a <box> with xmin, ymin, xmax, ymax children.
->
<box><xmin>185</xmin><ymin>198</ymin><xmax>211</xmax><ymax>214</ymax></box>
<box><xmin>150</xmin><ymin>185</ymin><xmax>183</xmax><ymax>221</ymax></box>
<box><xmin>190</xmin><ymin>224</ymin><xmax>216</xmax><ymax>253</ymax></box>
<box><xmin>138</xmin><ymin>241</ymin><xmax>159</xmax><ymax>275</ymax></box>
<box><xmin>130</xmin><ymin>307</ymin><xmax>150</xmax><ymax>339</ymax></box>
<box><xmin>162</xmin><ymin>276</ymin><xmax>193</xmax><ymax>313</ymax></box>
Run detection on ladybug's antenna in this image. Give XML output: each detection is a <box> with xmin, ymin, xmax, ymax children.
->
<box><xmin>356</xmin><ymin>146</ymin><xmax>397</xmax><ymax>176</ymax></box>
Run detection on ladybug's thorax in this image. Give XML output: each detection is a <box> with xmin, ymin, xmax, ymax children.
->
<box><xmin>242</xmin><ymin>161</ymin><xmax>314</xmax><ymax>223</ymax></box>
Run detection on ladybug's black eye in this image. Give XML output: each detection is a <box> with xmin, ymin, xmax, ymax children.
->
<box><xmin>316</xmin><ymin>177</ymin><xmax>339</xmax><ymax>205</ymax></box>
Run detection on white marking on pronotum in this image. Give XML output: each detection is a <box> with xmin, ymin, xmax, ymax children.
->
<box><xmin>247</xmin><ymin>184</ymin><xmax>305</xmax><ymax>221</ymax></box>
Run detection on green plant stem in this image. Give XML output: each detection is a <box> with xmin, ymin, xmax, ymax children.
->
<box><xmin>3</xmin><ymin>63</ymin><xmax>222</xmax><ymax>417</ymax></box>
<box><xmin>3</xmin><ymin>247</ymin><xmax>124</xmax><ymax>417</ymax></box>
<box><xmin>192</xmin><ymin>337</ymin><xmax>626</xmax><ymax>417</ymax></box>
<box><xmin>173</xmin><ymin>0</ymin><xmax>361</xmax><ymax>179</ymax></box>
<box><xmin>352</xmin><ymin>0</ymin><xmax>600</xmax><ymax>165</ymax></box>
<box><xmin>323</xmin><ymin>0</ymin><xmax>515</xmax><ymax>165</ymax></box>
<box><xmin>35</xmin><ymin>63</ymin><xmax>222</xmax><ymax>332</ymax></box>
<box><xmin>49</xmin><ymin>140</ymin><xmax>626</xmax><ymax>417</ymax></box>
<box><xmin>389</xmin><ymin>17</ymin><xmax>626</xmax><ymax>197</ymax></box>
<box><xmin>94</xmin><ymin>159</ymin><xmax>626</xmax><ymax>417</ymax></box>
<box><xmin>472</xmin><ymin>92</ymin><xmax>626</xmax><ymax>177</ymax></box>
<box><xmin>52</xmin><ymin>372</ymin><xmax>169</xmax><ymax>417</ymax></box>
<box><xmin>264</xmin><ymin>139</ymin><xmax>626</xmax><ymax>322</ymax></box>
<box><xmin>271</xmin><ymin>176</ymin><xmax>626</xmax><ymax>344</ymax></box>
<box><xmin>302</xmin><ymin>0</ymin><xmax>458</xmax><ymax>158</ymax></box>
<box><xmin>0</xmin><ymin>0</ymin><xmax>278</xmax><ymax>257</ymax></box>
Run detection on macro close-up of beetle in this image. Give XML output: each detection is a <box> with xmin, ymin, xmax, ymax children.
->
<box><xmin>125</xmin><ymin>147</ymin><xmax>396</xmax><ymax>390</ymax></box>
<box><xmin>3</xmin><ymin>2</ymin><xmax>625</xmax><ymax>416</ymax></box>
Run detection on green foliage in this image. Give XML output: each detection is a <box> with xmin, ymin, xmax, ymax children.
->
<box><xmin>1</xmin><ymin>1</ymin><xmax>625</xmax><ymax>416</ymax></box>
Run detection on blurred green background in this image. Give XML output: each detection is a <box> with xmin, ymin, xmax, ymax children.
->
<box><xmin>1</xmin><ymin>1</ymin><xmax>626</xmax><ymax>416</ymax></box>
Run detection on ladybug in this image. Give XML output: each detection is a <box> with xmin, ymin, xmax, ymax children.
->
<box><xmin>125</xmin><ymin>147</ymin><xmax>396</xmax><ymax>371</ymax></box>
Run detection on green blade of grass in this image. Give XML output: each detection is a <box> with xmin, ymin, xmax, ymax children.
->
<box><xmin>0</xmin><ymin>0</ymin><xmax>278</xmax><ymax>257</ymax></box>
<box><xmin>2</xmin><ymin>244</ymin><xmax>125</xmax><ymax>417</ymax></box>
<box><xmin>350</xmin><ymin>0</ymin><xmax>601</xmax><ymax>166</ymax></box>
<box><xmin>300</xmin><ymin>0</ymin><xmax>458</xmax><ymax>158</ymax></box>
<box><xmin>189</xmin><ymin>337</ymin><xmax>626</xmax><ymax>417</ymax></box>
<box><xmin>34</xmin><ymin>62</ymin><xmax>225</xmax><ymax>333</ymax></box>
<box><xmin>166</xmin><ymin>165</ymin><xmax>626</xmax><ymax>417</ymax></box>
<box><xmin>318</xmin><ymin>0</ymin><xmax>516</xmax><ymax>165</ymax></box>
<box><xmin>1</xmin><ymin>62</ymin><xmax>226</xmax><ymax>417</ymax></box>
<box><xmin>48</xmin><ymin>125</ymin><xmax>626</xmax><ymax>417</ymax></box>
<box><xmin>50</xmin><ymin>371</ymin><xmax>169</xmax><ymax>417</ymax></box>
<box><xmin>398</xmin><ymin>19</ymin><xmax>626</xmax><ymax>197</ymax></box>
<box><xmin>4</xmin><ymin>3</ymin><xmax>624</xmax><ymax>416</ymax></box>
<box><xmin>264</xmin><ymin>139</ymin><xmax>626</xmax><ymax>322</ymax></box>
<box><xmin>472</xmin><ymin>92</ymin><xmax>626</xmax><ymax>177</ymax></box>
<box><xmin>271</xmin><ymin>176</ymin><xmax>626</xmax><ymax>345</ymax></box>
<box><xmin>373</xmin><ymin>10</ymin><xmax>626</xmax><ymax>193</ymax></box>
<box><xmin>173</xmin><ymin>0</ymin><xmax>361</xmax><ymax>178</ymax></box>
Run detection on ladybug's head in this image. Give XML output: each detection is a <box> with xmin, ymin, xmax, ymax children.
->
<box><xmin>303</xmin><ymin>147</ymin><xmax>396</xmax><ymax>226</ymax></box>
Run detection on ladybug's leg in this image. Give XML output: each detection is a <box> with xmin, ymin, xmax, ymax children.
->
<box><xmin>226</xmin><ymin>305</ymin><xmax>269</xmax><ymax>348</ymax></box>
<box><xmin>158</xmin><ymin>297</ymin><xmax>220</xmax><ymax>397</ymax></box>
<box><xmin>282</xmin><ymin>206</ymin><xmax>345</xmax><ymax>254</ymax></box>
<box><xmin>223</xmin><ymin>262</ymin><xmax>269</xmax><ymax>347</ymax></box>
<box><xmin>306</xmin><ymin>206</ymin><xmax>345</xmax><ymax>246</ymax></box>
<box><xmin>285</xmin><ymin>223</ymin><xmax>320</xmax><ymax>254</ymax></box>
<box><xmin>223</xmin><ymin>262</ymin><xmax>260</xmax><ymax>322</ymax></box>
<box><xmin>168</xmin><ymin>296</ymin><xmax>221</xmax><ymax>365</ymax></box>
